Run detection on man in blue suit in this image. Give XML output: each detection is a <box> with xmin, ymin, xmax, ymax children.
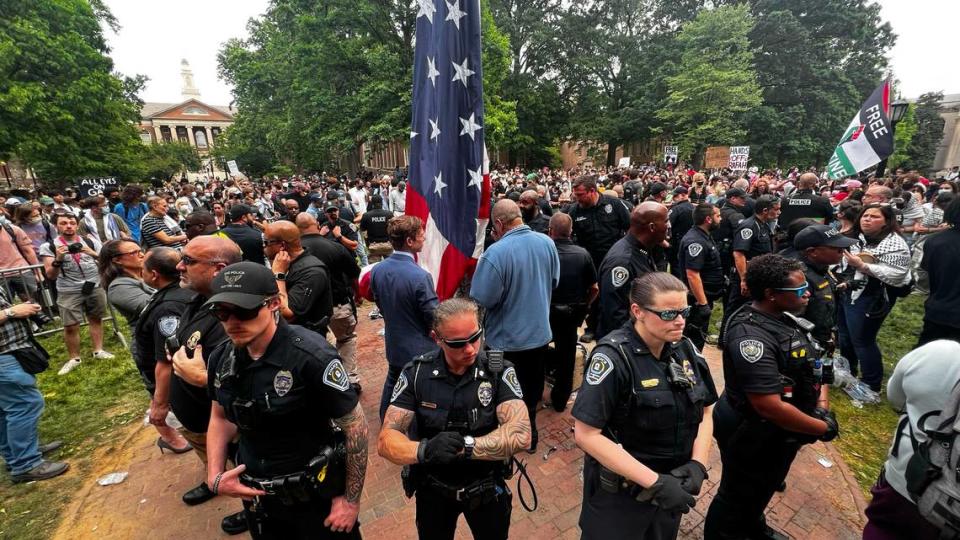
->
<box><xmin>366</xmin><ymin>215</ymin><xmax>439</xmax><ymax>420</ymax></box>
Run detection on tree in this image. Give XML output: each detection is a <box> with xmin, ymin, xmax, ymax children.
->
<box><xmin>0</xmin><ymin>0</ymin><xmax>147</xmax><ymax>183</ymax></box>
<box><xmin>657</xmin><ymin>5</ymin><xmax>761</xmax><ymax>164</ymax></box>
<box><xmin>886</xmin><ymin>103</ymin><xmax>917</xmax><ymax>172</ymax></box>
<box><xmin>906</xmin><ymin>92</ymin><xmax>944</xmax><ymax>172</ymax></box>
<box><xmin>141</xmin><ymin>142</ymin><xmax>202</xmax><ymax>182</ymax></box>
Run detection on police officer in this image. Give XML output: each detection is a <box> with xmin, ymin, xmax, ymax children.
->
<box><xmin>777</xmin><ymin>173</ymin><xmax>835</xmax><ymax>229</ymax></box>
<box><xmin>667</xmin><ymin>186</ymin><xmax>695</xmax><ymax>280</ymax></box>
<box><xmin>712</xmin><ymin>188</ymin><xmax>747</xmax><ymax>277</ymax></box>
<box><xmin>573</xmin><ymin>272</ymin><xmax>718</xmax><ymax>540</ymax></box>
<box><xmin>205</xmin><ymin>262</ymin><xmax>368</xmax><ymax>539</ymax></box>
<box><xmin>721</xmin><ymin>195</ymin><xmax>780</xmax><ymax>338</ymax></box>
<box><xmin>790</xmin><ymin>225</ymin><xmax>856</xmax><ymax>356</ymax></box>
<box><xmin>565</xmin><ymin>175</ymin><xmax>632</xmax><ymax>342</ymax></box>
<box><xmin>595</xmin><ymin>202</ymin><xmax>668</xmax><ymax>340</ymax></box>
<box><xmin>704</xmin><ymin>254</ymin><xmax>838</xmax><ymax>540</ymax></box>
<box><xmin>678</xmin><ymin>203</ymin><xmax>725</xmax><ymax>350</ymax></box>
<box><xmin>378</xmin><ymin>298</ymin><xmax>532</xmax><ymax>540</ymax></box>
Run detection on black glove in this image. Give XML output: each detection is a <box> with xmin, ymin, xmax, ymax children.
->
<box><xmin>669</xmin><ymin>460</ymin><xmax>708</xmax><ymax>495</ymax></box>
<box><xmin>418</xmin><ymin>432</ymin><xmax>464</xmax><ymax>464</ymax></box>
<box><xmin>638</xmin><ymin>474</ymin><xmax>696</xmax><ymax>513</ymax></box>
<box><xmin>813</xmin><ymin>407</ymin><xmax>839</xmax><ymax>442</ymax></box>
<box><xmin>688</xmin><ymin>304</ymin><xmax>712</xmax><ymax>327</ymax></box>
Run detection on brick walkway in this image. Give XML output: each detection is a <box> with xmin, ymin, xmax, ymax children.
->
<box><xmin>52</xmin><ymin>306</ymin><xmax>867</xmax><ymax>539</ymax></box>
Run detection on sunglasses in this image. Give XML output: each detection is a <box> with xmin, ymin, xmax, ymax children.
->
<box><xmin>113</xmin><ymin>249</ymin><xmax>142</xmax><ymax>258</ymax></box>
<box><xmin>774</xmin><ymin>281</ymin><xmax>810</xmax><ymax>298</ymax></box>
<box><xmin>262</xmin><ymin>238</ymin><xmax>284</xmax><ymax>247</ymax></box>
<box><xmin>643</xmin><ymin>306</ymin><xmax>691</xmax><ymax>322</ymax></box>
<box><xmin>438</xmin><ymin>327</ymin><xmax>484</xmax><ymax>349</ymax></box>
<box><xmin>209</xmin><ymin>300</ymin><xmax>269</xmax><ymax>322</ymax></box>
<box><xmin>180</xmin><ymin>254</ymin><xmax>224</xmax><ymax>266</ymax></box>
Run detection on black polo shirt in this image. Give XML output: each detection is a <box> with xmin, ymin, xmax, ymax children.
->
<box><xmin>777</xmin><ymin>190</ymin><xmax>834</xmax><ymax>228</ymax></box>
<box><xmin>596</xmin><ymin>234</ymin><xmax>657</xmax><ymax>339</ymax></box>
<box><xmin>679</xmin><ymin>226</ymin><xmax>724</xmax><ymax>296</ymax></box>
<box><xmin>551</xmin><ymin>238</ymin><xmax>597</xmax><ymax>306</ymax></box>
<box><xmin>221</xmin><ymin>222</ymin><xmax>265</xmax><ymax>265</ymax></box>
<box><xmin>321</xmin><ymin>218</ymin><xmax>360</xmax><ymax>254</ymax></box>
<box><xmin>301</xmin><ymin>233</ymin><xmax>361</xmax><ymax>306</ymax></box>
<box><xmin>359</xmin><ymin>208</ymin><xmax>393</xmax><ymax>244</ymax></box>
<box><xmin>134</xmin><ymin>282</ymin><xmax>195</xmax><ymax>391</ymax></box>
<box><xmin>169</xmin><ymin>294</ymin><xmax>229</xmax><ymax>433</ymax></box>
<box><xmin>285</xmin><ymin>251</ymin><xmax>332</xmax><ymax>330</ymax></box>
<box><xmin>566</xmin><ymin>194</ymin><xmax>632</xmax><ymax>268</ymax></box>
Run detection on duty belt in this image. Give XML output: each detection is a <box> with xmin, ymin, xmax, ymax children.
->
<box><xmin>241</xmin><ymin>471</ymin><xmax>316</xmax><ymax>505</ymax></box>
<box><xmin>425</xmin><ymin>475</ymin><xmax>499</xmax><ymax>504</ymax></box>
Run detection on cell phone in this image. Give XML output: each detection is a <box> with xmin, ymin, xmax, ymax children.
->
<box><xmin>165</xmin><ymin>335</ymin><xmax>180</xmax><ymax>356</ymax></box>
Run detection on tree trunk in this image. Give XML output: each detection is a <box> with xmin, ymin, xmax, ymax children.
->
<box><xmin>606</xmin><ymin>141</ymin><xmax>618</xmax><ymax>167</ymax></box>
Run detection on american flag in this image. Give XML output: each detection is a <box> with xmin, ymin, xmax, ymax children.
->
<box><xmin>404</xmin><ymin>0</ymin><xmax>491</xmax><ymax>300</ymax></box>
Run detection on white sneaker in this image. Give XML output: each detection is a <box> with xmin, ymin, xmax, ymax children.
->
<box><xmin>57</xmin><ymin>358</ymin><xmax>82</xmax><ymax>376</ymax></box>
<box><xmin>92</xmin><ymin>350</ymin><xmax>115</xmax><ymax>360</ymax></box>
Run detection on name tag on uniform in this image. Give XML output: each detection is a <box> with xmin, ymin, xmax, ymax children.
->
<box><xmin>420</xmin><ymin>401</ymin><xmax>438</xmax><ymax>409</ymax></box>
<box><xmin>641</xmin><ymin>378</ymin><xmax>660</xmax><ymax>388</ymax></box>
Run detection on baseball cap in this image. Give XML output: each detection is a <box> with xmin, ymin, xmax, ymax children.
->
<box><xmin>649</xmin><ymin>182</ymin><xmax>668</xmax><ymax>195</ymax></box>
<box><xmin>325</xmin><ymin>203</ymin><xmax>339</xmax><ymax>212</ymax></box>
<box><xmin>228</xmin><ymin>204</ymin><xmax>252</xmax><ymax>221</ymax></box>
<box><xmin>40</xmin><ymin>196</ymin><xmax>55</xmax><ymax>205</ymax></box>
<box><xmin>794</xmin><ymin>224</ymin><xmax>858</xmax><ymax>250</ymax></box>
<box><xmin>326</xmin><ymin>191</ymin><xmax>340</xmax><ymax>201</ymax></box>
<box><xmin>309</xmin><ymin>192</ymin><xmax>324</xmax><ymax>201</ymax></box>
<box><xmin>673</xmin><ymin>186</ymin><xmax>689</xmax><ymax>195</ymax></box>
<box><xmin>725</xmin><ymin>187</ymin><xmax>747</xmax><ymax>199</ymax></box>
<box><xmin>204</xmin><ymin>262</ymin><xmax>279</xmax><ymax>310</ymax></box>
<box><xmin>4</xmin><ymin>197</ymin><xmax>25</xmax><ymax>207</ymax></box>
<box><xmin>843</xmin><ymin>180</ymin><xmax>862</xmax><ymax>190</ymax></box>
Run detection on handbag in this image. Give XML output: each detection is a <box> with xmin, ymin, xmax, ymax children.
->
<box><xmin>11</xmin><ymin>337</ymin><xmax>51</xmax><ymax>375</ymax></box>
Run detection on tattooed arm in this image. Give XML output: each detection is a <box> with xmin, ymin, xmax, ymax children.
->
<box><xmin>472</xmin><ymin>399</ymin><xmax>531</xmax><ymax>460</ymax></box>
<box><xmin>377</xmin><ymin>405</ymin><xmax>419</xmax><ymax>465</ymax></box>
<box><xmin>325</xmin><ymin>403</ymin><xmax>368</xmax><ymax>533</ymax></box>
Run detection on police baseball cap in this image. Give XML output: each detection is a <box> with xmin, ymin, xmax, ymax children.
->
<box><xmin>309</xmin><ymin>192</ymin><xmax>324</xmax><ymax>201</ymax></box>
<box><xmin>673</xmin><ymin>186</ymin><xmax>689</xmax><ymax>195</ymax></box>
<box><xmin>794</xmin><ymin>224</ymin><xmax>858</xmax><ymax>250</ymax></box>
<box><xmin>228</xmin><ymin>204</ymin><xmax>253</xmax><ymax>221</ymax></box>
<box><xmin>649</xmin><ymin>182</ymin><xmax>668</xmax><ymax>195</ymax></box>
<box><xmin>725</xmin><ymin>187</ymin><xmax>747</xmax><ymax>199</ymax></box>
<box><xmin>204</xmin><ymin>262</ymin><xmax>279</xmax><ymax>310</ymax></box>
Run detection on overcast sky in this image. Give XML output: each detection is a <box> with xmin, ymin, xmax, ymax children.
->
<box><xmin>103</xmin><ymin>0</ymin><xmax>959</xmax><ymax>106</ymax></box>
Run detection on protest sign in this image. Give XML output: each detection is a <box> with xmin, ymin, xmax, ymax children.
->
<box><xmin>705</xmin><ymin>146</ymin><xmax>730</xmax><ymax>169</ymax></box>
<box><xmin>76</xmin><ymin>177</ymin><xmax>118</xmax><ymax>199</ymax></box>
<box><xmin>663</xmin><ymin>146</ymin><xmax>678</xmax><ymax>165</ymax></box>
<box><xmin>728</xmin><ymin>146</ymin><xmax>750</xmax><ymax>171</ymax></box>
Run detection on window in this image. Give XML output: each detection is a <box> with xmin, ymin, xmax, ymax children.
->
<box><xmin>183</xmin><ymin>106</ymin><xmax>209</xmax><ymax>115</ymax></box>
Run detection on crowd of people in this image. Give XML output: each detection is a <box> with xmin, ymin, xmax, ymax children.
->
<box><xmin>0</xmin><ymin>160</ymin><xmax>958</xmax><ymax>539</ymax></box>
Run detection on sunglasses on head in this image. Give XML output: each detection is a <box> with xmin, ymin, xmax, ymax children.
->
<box><xmin>209</xmin><ymin>300</ymin><xmax>269</xmax><ymax>322</ymax></box>
<box><xmin>774</xmin><ymin>281</ymin><xmax>810</xmax><ymax>298</ymax></box>
<box><xmin>438</xmin><ymin>327</ymin><xmax>484</xmax><ymax>349</ymax></box>
<box><xmin>643</xmin><ymin>306</ymin><xmax>691</xmax><ymax>321</ymax></box>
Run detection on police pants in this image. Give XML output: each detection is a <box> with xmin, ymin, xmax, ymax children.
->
<box><xmin>243</xmin><ymin>496</ymin><xmax>361</xmax><ymax>540</ymax></box>
<box><xmin>414</xmin><ymin>481</ymin><xmax>512</xmax><ymax>540</ymax></box>
<box><xmin>682</xmin><ymin>299</ymin><xmax>714</xmax><ymax>352</ymax></box>
<box><xmin>703</xmin><ymin>398</ymin><xmax>801</xmax><ymax>539</ymax></box>
<box><xmin>504</xmin><ymin>346</ymin><xmax>548</xmax><ymax>447</ymax></box>
<box><xmin>548</xmin><ymin>305</ymin><xmax>587</xmax><ymax>412</ymax></box>
<box><xmin>579</xmin><ymin>458</ymin><xmax>681</xmax><ymax>540</ymax></box>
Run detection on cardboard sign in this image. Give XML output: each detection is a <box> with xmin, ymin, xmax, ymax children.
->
<box><xmin>76</xmin><ymin>177</ymin><xmax>118</xmax><ymax>199</ymax></box>
<box><xmin>728</xmin><ymin>146</ymin><xmax>750</xmax><ymax>171</ymax></box>
<box><xmin>227</xmin><ymin>160</ymin><xmax>240</xmax><ymax>176</ymax></box>
<box><xmin>664</xmin><ymin>146</ymin><xmax>678</xmax><ymax>165</ymax></box>
<box><xmin>705</xmin><ymin>146</ymin><xmax>730</xmax><ymax>169</ymax></box>
<box><xmin>618</xmin><ymin>157</ymin><xmax>631</xmax><ymax>168</ymax></box>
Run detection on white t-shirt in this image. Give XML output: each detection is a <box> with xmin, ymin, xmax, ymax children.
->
<box><xmin>885</xmin><ymin>340</ymin><xmax>960</xmax><ymax>499</ymax></box>
<box><xmin>348</xmin><ymin>187</ymin><xmax>368</xmax><ymax>215</ymax></box>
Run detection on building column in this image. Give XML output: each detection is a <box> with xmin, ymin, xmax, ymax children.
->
<box><xmin>170</xmin><ymin>125</ymin><xmax>181</xmax><ymax>142</ymax></box>
<box><xmin>204</xmin><ymin>126</ymin><xmax>213</xmax><ymax>148</ymax></box>
<box><xmin>186</xmin><ymin>125</ymin><xmax>196</xmax><ymax>147</ymax></box>
<box><xmin>154</xmin><ymin>125</ymin><xmax>163</xmax><ymax>143</ymax></box>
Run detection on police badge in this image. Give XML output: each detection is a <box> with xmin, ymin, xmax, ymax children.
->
<box><xmin>740</xmin><ymin>228</ymin><xmax>753</xmax><ymax>240</ymax></box>
<box><xmin>273</xmin><ymin>370</ymin><xmax>294</xmax><ymax>397</ymax></box>
<box><xmin>322</xmin><ymin>359</ymin><xmax>350</xmax><ymax>391</ymax></box>
<box><xmin>478</xmin><ymin>381</ymin><xmax>494</xmax><ymax>407</ymax></box>
<box><xmin>604</xmin><ymin>204</ymin><xmax>613</xmax><ymax>214</ymax></box>
<box><xmin>739</xmin><ymin>340</ymin><xmax>764</xmax><ymax>363</ymax></box>
<box><xmin>586</xmin><ymin>352</ymin><xmax>614</xmax><ymax>385</ymax></box>
<box><xmin>611</xmin><ymin>266</ymin><xmax>630</xmax><ymax>288</ymax></box>
<box><xmin>687</xmin><ymin>243</ymin><xmax>703</xmax><ymax>258</ymax></box>
<box><xmin>158</xmin><ymin>316</ymin><xmax>179</xmax><ymax>337</ymax></box>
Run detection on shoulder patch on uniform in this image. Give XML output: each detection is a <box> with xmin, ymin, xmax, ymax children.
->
<box><xmin>586</xmin><ymin>352</ymin><xmax>615</xmax><ymax>385</ymax></box>
<box><xmin>604</xmin><ymin>203</ymin><xmax>613</xmax><ymax>214</ymax></box>
<box><xmin>502</xmin><ymin>367</ymin><xmax>523</xmax><ymax>398</ymax></box>
<box><xmin>390</xmin><ymin>372</ymin><xmax>408</xmax><ymax>403</ymax></box>
<box><xmin>738</xmin><ymin>339</ymin><xmax>764</xmax><ymax>363</ymax></box>
<box><xmin>611</xmin><ymin>266</ymin><xmax>630</xmax><ymax>288</ymax></box>
<box><xmin>322</xmin><ymin>359</ymin><xmax>350</xmax><ymax>391</ymax></box>
<box><xmin>158</xmin><ymin>316</ymin><xmax>179</xmax><ymax>337</ymax></box>
<box><xmin>273</xmin><ymin>370</ymin><xmax>293</xmax><ymax>397</ymax></box>
<box><xmin>688</xmin><ymin>243</ymin><xmax>703</xmax><ymax>257</ymax></box>
<box><xmin>740</xmin><ymin>228</ymin><xmax>753</xmax><ymax>240</ymax></box>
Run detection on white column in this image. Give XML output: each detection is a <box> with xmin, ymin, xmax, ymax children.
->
<box><xmin>204</xmin><ymin>126</ymin><xmax>213</xmax><ymax>148</ymax></box>
<box><xmin>186</xmin><ymin>125</ymin><xmax>196</xmax><ymax>146</ymax></box>
<box><xmin>154</xmin><ymin>125</ymin><xmax>163</xmax><ymax>143</ymax></box>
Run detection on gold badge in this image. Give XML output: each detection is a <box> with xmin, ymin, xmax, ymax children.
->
<box><xmin>186</xmin><ymin>331</ymin><xmax>201</xmax><ymax>349</ymax></box>
<box><xmin>641</xmin><ymin>378</ymin><xmax>660</xmax><ymax>388</ymax></box>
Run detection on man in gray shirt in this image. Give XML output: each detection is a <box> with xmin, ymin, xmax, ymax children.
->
<box><xmin>39</xmin><ymin>213</ymin><xmax>114</xmax><ymax>375</ymax></box>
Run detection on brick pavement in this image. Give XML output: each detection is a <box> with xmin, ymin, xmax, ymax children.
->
<box><xmin>52</xmin><ymin>306</ymin><xmax>867</xmax><ymax>539</ymax></box>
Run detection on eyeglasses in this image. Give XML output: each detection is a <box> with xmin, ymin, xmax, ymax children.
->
<box><xmin>262</xmin><ymin>239</ymin><xmax>284</xmax><ymax>247</ymax></box>
<box><xmin>643</xmin><ymin>306</ymin><xmax>691</xmax><ymax>322</ymax></box>
<box><xmin>113</xmin><ymin>249</ymin><xmax>142</xmax><ymax>258</ymax></box>
<box><xmin>180</xmin><ymin>254</ymin><xmax>224</xmax><ymax>266</ymax></box>
<box><xmin>774</xmin><ymin>281</ymin><xmax>810</xmax><ymax>298</ymax></box>
<box><xmin>209</xmin><ymin>300</ymin><xmax>269</xmax><ymax>322</ymax></box>
<box><xmin>438</xmin><ymin>327</ymin><xmax>484</xmax><ymax>349</ymax></box>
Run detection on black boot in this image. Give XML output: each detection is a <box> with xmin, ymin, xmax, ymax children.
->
<box><xmin>221</xmin><ymin>511</ymin><xmax>249</xmax><ymax>535</ymax></box>
<box><xmin>182</xmin><ymin>481</ymin><xmax>215</xmax><ymax>506</ymax></box>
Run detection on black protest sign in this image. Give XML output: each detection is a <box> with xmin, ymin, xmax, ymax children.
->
<box><xmin>76</xmin><ymin>177</ymin><xmax>118</xmax><ymax>199</ymax></box>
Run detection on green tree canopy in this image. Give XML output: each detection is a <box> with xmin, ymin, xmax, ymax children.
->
<box><xmin>905</xmin><ymin>92</ymin><xmax>944</xmax><ymax>172</ymax></box>
<box><xmin>886</xmin><ymin>103</ymin><xmax>917</xmax><ymax>172</ymax></box>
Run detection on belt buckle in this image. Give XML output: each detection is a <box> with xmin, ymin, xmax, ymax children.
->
<box><xmin>455</xmin><ymin>487</ymin><xmax>467</xmax><ymax>502</ymax></box>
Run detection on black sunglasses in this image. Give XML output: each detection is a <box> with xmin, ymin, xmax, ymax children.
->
<box><xmin>438</xmin><ymin>327</ymin><xmax>484</xmax><ymax>349</ymax></box>
<box><xmin>209</xmin><ymin>300</ymin><xmax>269</xmax><ymax>322</ymax></box>
<box><xmin>643</xmin><ymin>306</ymin><xmax>691</xmax><ymax>322</ymax></box>
<box><xmin>181</xmin><ymin>254</ymin><xmax>224</xmax><ymax>266</ymax></box>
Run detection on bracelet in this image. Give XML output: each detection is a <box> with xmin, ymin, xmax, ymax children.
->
<box><xmin>211</xmin><ymin>471</ymin><xmax>225</xmax><ymax>495</ymax></box>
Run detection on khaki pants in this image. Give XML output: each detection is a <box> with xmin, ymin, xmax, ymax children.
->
<box><xmin>178</xmin><ymin>427</ymin><xmax>208</xmax><ymax>464</ymax></box>
<box><xmin>328</xmin><ymin>303</ymin><xmax>359</xmax><ymax>384</ymax></box>
<box><xmin>367</xmin><ymin>242</ymin><xmax>393</xmax><ymax>261</ymax></box>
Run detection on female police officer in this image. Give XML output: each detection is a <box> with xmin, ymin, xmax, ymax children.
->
<box><xmin>573</xmin><ymin>272</ymin><xmax>718</xmax><ymax>539</ymax></box>
<box><xmin>704</xmin><ymin>254</ymin><xmax>839</xmax><ymax>540</ymax></box>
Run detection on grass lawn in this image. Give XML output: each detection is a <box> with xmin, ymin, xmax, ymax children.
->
<box><xmin>0</xmin><ymin>320</ymin><xmax>148</xmax><ymax>539</ymax></box>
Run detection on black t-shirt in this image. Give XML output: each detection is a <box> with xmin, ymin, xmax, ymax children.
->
<box><xmin>208</xmin><ymin>322</ymin><xmax>359</xmax><ymax>477</ymax></box>
<box><xmin>777</xmin><ymin>190</ymin><xmax>834</xmax><ymax>229</ymax></box>
<box><xmin>921</xmin><ymin>228</ymin><xmax>960</xmax><ymax>328</ymax></box>
<box><xmin>565</xmin><ymin>194</ymin><xmax>632</xmax><ymax>268</ymax></box>
<box><xmin>678</xmin><ymin>226</ymin><xmax>724</xmax><ymax>295</ymax></box>
<box><xmin>667</xmin><ymin>200</ymin><xmax>695</xmax><ymax>259</ymax></box>
<box><xmin>525</xmin><ymin>213</ymin><xmax>550</xmax><ymax>235</ymax></box>
<box><xmin>321</xmin><ymin>218</ymin><xmax>359</xmax><ymax>254</ymax></box>
<box><xmin>301</xmin><ymin>233</ymin><xmax>360</xmax><ymax>305</ymax></box>
<box><xmin>359</xmin><ymin>208</ymin><xmax>393</xmax><ymax>244</ymax></box>
<box><xmin>134</xmin><ymin>283</ymin><xmax>195</xmax><ymax>388</ymax></box>
<box><xmin>731</xmin><ymin>216</ymin><xmax>774</xmax><ymax>264</ymax></box>
<box><xmin>286</xmin><ymin>251</ymin><xmax>333</xmax><ymax>329</ymax></box>
<box><xmin>169</xmin><ymin>294</ymin><xmax>229</xmax><ymax>433</ymax></box>
<box><xmin>221</xmin><ymin>223</ymin><xmax>265</xmax><ymax>265</ymax></box>
<box><xmin>551</xmin><ymin>239</ymin><xmax>597</xmax><ymax>305</ymax></box>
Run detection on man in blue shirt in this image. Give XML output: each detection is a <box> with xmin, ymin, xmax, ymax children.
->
<box><xmin>471</xmin><ymin>199</ymin><xmax>559</xmax><ymax>451</ymax></box>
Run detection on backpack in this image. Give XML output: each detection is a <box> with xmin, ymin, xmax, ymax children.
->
<box><xmin>900</xmin><ymin>378</ymin><xmax>960</xmax><ymax>537</ymax></box>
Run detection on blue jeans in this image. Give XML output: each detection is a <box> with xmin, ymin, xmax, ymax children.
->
<box><xmin>0</xmin><ymin>354</ymin><xmax>44</xmax><ymax>474</ymax></box>
<box><xmin>837</xmin><ymin>293</ymin><xmax>893</xmax><ymax>391</ymax></box>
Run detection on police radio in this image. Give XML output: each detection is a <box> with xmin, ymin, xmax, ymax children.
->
<box><xmin>487</xmin><ymin>350</ymin><xmax>504</xmax><ymax>374</ymax></box>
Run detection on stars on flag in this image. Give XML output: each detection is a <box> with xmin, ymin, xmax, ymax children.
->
<box><xmin>445</xmin><ymin>0</ymin><xmax>466</xmax><ymax>30</ymax></box>
<box><xmin>434</xmin><ymin>172</ymin><xmax>447</xmax><ymax>196</ymax></box>
<box><xmin>468</xmin><ymin>167</ymin><xmax>483</xmax><ymax>191</ymax></box>
<box><xmin>416</xmin><ymin>0</ymin><xmax>436</xmax><ymax>23</ymax></box>
<box><xmin>427</xmin><ymin>57</ymin><xmax>440</xmax><ymax>87</ymax></box>
<box><xmin>451</xmin><ymin>58</ymin><xmax>474</xmax><ymax>87</ymax></box>
<box><xmin>459</xmin><ymin>113</ymin><xmax>482</xmax><ymax>140</ymax></box>
<box><xmin>429</xmin><ymin>118</ymin><xmax>441</xmax><ymax>140</ymax></box>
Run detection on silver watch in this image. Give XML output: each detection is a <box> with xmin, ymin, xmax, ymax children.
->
<box><xmin>463</xmin><ymin>435</ymin><xmax>475</xmax><ymax>459</ymax></box>
<box><xmin>4</xmin><ymin>308</ymin><xmax>15</xmax><ymax>319</ymax></box>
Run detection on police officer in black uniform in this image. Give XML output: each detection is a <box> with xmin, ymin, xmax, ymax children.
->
<box><xmin>776</xmin><ymin>173</ymin><xmax>834</xmax><ymax>230</ymax></box>
<box><xmin>667</xmin><ymin>186</ymin><xmax>696</xmax><ymax>280</ymax></box>
<box><xmin>678</xmin><ymin>203</ymin><xmax>725</xmax><ymax>350</ymax></box>
<box><xmin>573</xmin><ymin>272</ymin><xmax>718</xmax><ymax>540</ymax></box>
<box><xmin>595</xmin><ymin>202</ymin><xmax>667</xmax><ymax>340</ymax></box>
<box><xmin>721</xmin><ymin>195</ymin><xmax>780</xmax><ymax>338</ymax></box>
<box><xmin>205</xmin><ymin>262</ymin><xmax>368</xmax><ymax>539</ymax></box>
<box><xmin>565</xmin><ymin>175</ymin><xmax>632</xmax><ymax>342</ymax></box>
<box><xmin>713</xmin><ymin>188</ymin><xmax>747</xmax><ymax>278</ymax></box>
<box><xmin>704</xmin><ymin>254</ymin><xmax>838</xmax><ymax>540</ymax></box>
<box><xmin>379</xmin><ymin>298</ymin><xmax>531</xmax><ymax>540</ymax></box>
<box><xmin>790</xmin><ymin>225</ymin><xmax>856</xmax><ymax>357</ymax></box>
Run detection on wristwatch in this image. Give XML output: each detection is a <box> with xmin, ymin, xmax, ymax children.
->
<box><xmin>463</xmin><ymin>435</ymin><xmax>475</xmax><ymax>459</ymax></box>
<box><xmin>3</xmin><ymin>308</ymin><xmax>14</xmax><ymax>319</ymax></box>
<box><xmin>274</xmin><ymin>272</ymin><xmax>287</xmax><ymax>281</ymax></box>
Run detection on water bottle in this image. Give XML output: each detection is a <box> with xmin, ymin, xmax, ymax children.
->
<box><xmin>812</xmin><ymin>358</ymin><xmax>823</xmax><ymax>381</ymax></box>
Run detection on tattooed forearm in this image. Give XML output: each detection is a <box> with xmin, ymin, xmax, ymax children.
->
<box><xmin>383</xmin><ymin>406</ymin><xmax>415</xmax><ymax>435</ymax></box>
<box><xmin>473</xmin><ymin>400</ymin><xmax>531</xmax><ymax>460</ymax></box>
<box><xmin>333</xmin><ymin>404</ymin><xmax>368</xmax><ymax>504</ymax></box>
<box><xmin>377</xmin><ymin>405</ymin><xmax>420</xmax><ymax>465</ymax></box>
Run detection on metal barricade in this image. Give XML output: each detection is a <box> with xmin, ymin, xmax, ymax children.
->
<box><xmin>0</xmin><ymin>264</ymin><xmax>129</xmax><ymax>349</ymax></box>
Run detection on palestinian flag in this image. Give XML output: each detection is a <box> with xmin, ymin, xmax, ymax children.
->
<box><xmin>827</xmin><ymin>80</ymin><xmax>895</xmax><ymax>179</ymax></box>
